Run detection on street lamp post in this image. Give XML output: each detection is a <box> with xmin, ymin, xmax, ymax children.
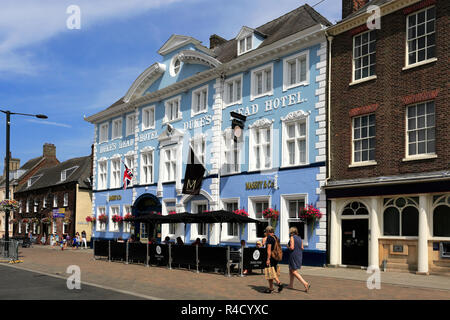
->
<box><xmin>1</xmin><ymin>110</ymin><xmax>47</xmax><ymax>250</ymax></box>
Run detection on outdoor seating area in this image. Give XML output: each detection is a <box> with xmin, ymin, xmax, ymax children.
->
<box><xmin>93</xmin><ymin>239</ymin><xmax>267</xmax><ymax>276</ymax></box>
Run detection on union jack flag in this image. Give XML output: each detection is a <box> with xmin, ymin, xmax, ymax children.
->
<box><xmin>122</xmin><ymin>162</ymin><xmax>133</xmax><ymax>190</ymax></box>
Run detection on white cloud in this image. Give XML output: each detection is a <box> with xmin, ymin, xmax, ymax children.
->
<box><xmin>26</xmin><ymin>119</ymin><xmax>72</xmax><ymax>128</ymax></box>
<box><xmin>0</xmin><ymin>0</ymin><xmax>188</xmax><ymax>74</ymax></box>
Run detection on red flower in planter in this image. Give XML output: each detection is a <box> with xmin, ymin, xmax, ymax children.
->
<box><xmin>299</xmin><ymin>205</ymin><xmax>323</xmax><ymax>222</ymax></box>
<box><xmin>123</xmin><ymin>213</ymin><xmax>132</xmax><ymax>220</ymax></box>
<box><xmin>234</xmin><ymin>209</ymin><xmax>249</xmax><ymax>217</ymax></box>
<box><xmin>22</xmin><ymin>218</ymin><xmax>29</xmax><ymax>224</ymax></box>
<box><xmin>112</xmin><ymin>214</ymin><xmax>123</xmax><ymax>223</ymax></box>
<box><xmin>98</xmin><ymin>214</ymin><xmax>108</xmax><ymax>223</ymax></box>
<box><xmin>86</xmin><ymin>216</ymin><xmax>96</xmax><ymax>223</ymax></box>
<box><xmin>168</xmin><ymin>211</ymin><xmax>177</xmax><ymax>215</ymax></box>
<box><xmin>262</xmin><ymin>208</ymin><xmax>279</xmax><ymax>220</ymax></box>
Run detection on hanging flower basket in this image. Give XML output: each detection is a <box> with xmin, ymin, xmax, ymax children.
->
<box><xmin>234</xmin><ymin>209</ymin><xmax>248</xmax><ymax>217</ymax></box>
<box><xmin>63</xmin><ymin>217</ymin><xmax>71</xmax><ymax>224</ymax></box>
<box><xmin>31</xmin><ymin>218</ymin><xmax>39</xmax><ymax>224</ymax></box>
<box><xmin>299</xmin><ymin>204</ymin><xmax>323</xmax><ymax>235</ymax></box>
<box><xmin>0</xmin><ymin>199</ymin><xmax>20</xmax><ymax>212</ymax></box>
<box><xmin>262</xmin><ymin>208</ymin><xmax>279</xmax><ymax>220</ymax></box>
<box><xmin>41</xmin><ymin>217</ymin><xmax>51</xmax><ymax>224</ymax></box>
<box><xmin>112</xmin><ymin>214</ymin><xmax>123</xmax><ymax>223</ymax></box>
<box><xmin>123</xmin><ymin>213</ymin><xmax>133</xmax><ymax>220</ymax></box>
<box><xmin>22</xmin><ymin>218</ymin><xmax>29</xmax><ymax>224</ymax></box>
<box><xmin>86</xmin><ymin>216</ymin><xmax>96</xmax><ymax>223</ymax></box>
<box><xmin>98</xmin><ymin>214</ymin><xmax>108</xmax><ymax>224</ymax></box>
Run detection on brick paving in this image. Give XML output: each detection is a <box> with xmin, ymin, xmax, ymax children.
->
<box><xmin>5</xmin><ymin>246</ymin><xmax>449</xmax><ymax>300</ymax></box>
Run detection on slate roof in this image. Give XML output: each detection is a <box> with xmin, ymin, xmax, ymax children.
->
<box><xmin>213</xmin><ymin>3</ymin><xmax>332</xmax><ymax>63</ymax></box>
<box><xmin>15</xmin><ymin>155</ymin><xmax>92</xmax><ymax>193</ymax></box>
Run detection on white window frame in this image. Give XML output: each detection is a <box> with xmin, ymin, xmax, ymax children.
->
<box><xmin>111</xmin><ymin>117</ymin><xmax>122</xmax><ymax>140</ymax></box>
<box><xmin>223</xmin><ymin>75</ymin><xmax>243</xmax><ymax>107</ymax></box>
<box><xmin>110</xmin><ymin>158</ymin><xmax>121</xmax><ymax>189</ymax></box>
<box><xmin>140</xmin><ymin>150</ymin><xmax>154</xmax><ymax>185</ymax></box>
<box><xmin>352</xmin><ymin>30</ymin><xmax>376</xmax><ymax>82</ymax></box>
<box><xmin>61</xmin><ymin>170</ymin><xmax>66</xmax><ymax>182</ymax></box>
<box><xmin>96</xmin><ymin>206</ymin><xmax>106</xmax><ymax>232</ymax></box>
<box><xmin>164</xmin><ymin>96</ymin><xmax>182</xmax><ymax>123</ymax></box>
<box><xmin>162</xmin><ymin>146</ymin><xmax>177</xmax><ymax>183</ymax></box>
<box><xmin>163</xmin><ymin>200</ymin><xmax>178</xmax><ymax>237</ymax></box>
<box><xmin>190</xmin><ymin>135</ymin><xmax>206</xmax><ymax>165</ymax></box>
<box><xmin>63</xmin><ymin>223</ymin><xmax>69</xmax><ymax>234</ymax></box>
<box><xmin>250</xmin><ymin>63</ymin><xmax>273</xmax><ymax>101</ymax></box>
<box><xmin>248</xmin><ymin>196</ymin><xmax>271</xmax><ymax>243</ymax></box>
<box><xmin>281</xmin><ymin>117</ymin><xmax>308</xmax><ymax>167</ymax></box>
<box><xmin>190</xmin><ymin>200</ymin><xmax>209</xmax><ymax>241</ymax></box>
<box><xmin>98</xmin><ymin>160</ymin><xmax>108</xmax><ymax>190</ymax></box>
<box><xmin>126</xmin><ymin>114</ymin><xmax>136</xmax><ymax>136</ymax></box>
<box><xmin>170</xmin><ymin>56</ymin><xmax>182</xmax><ymax>77</ymax></box>
<box><xmin>238</xmin><ymin>35</ymin><xmax>253</xmax><ymax>55</ymax></box>
<box><xmin>63</xmin><ymin>193</ymin><xmax>69</xmax><ymax>207</ymax></box>
<box><xmin>283</xmin><ymin>50</ymin><xmax>309</xmax><ymax>92</ymax></box>
<box><xmin>352</xmin><ymin>113</ymin><xmax>376</xmax><ymax>164</ymax></box>
<box><xmin>249</xmin><ymin>123</ymin><xmax>273</xmax><ymax>171</ymax></box>
<box><xmin>33</xmin><ymin>199</ymin><xmax>38</xmax><ymax>213</ymax></box>
<box><xmin>124</xmin><ymin>155</ymin><xmax>135</xmax><ymax>187</ymax></box>
<box><xmin>405</xmin><ymin>100</ymin><xmax>436</xmax><ymax>159</ymax></box>
<box><xmin>19</xmin><ymin>200</ymin><xmax>22</xmax><ymax>213</ymax></box>
<box><xmin>281</xmin><ymin>194</ymin><xmax>308</xmax><ymax>246</ymax></box>
<box><xmin>53</xmin><ymin>195</ymin><xmax>58</xmax><ymax>208</ymax></box>
<box><xmin>99</xmin><ymin>122</ymin><xmax>109</xmax><ymax>143</ymax></box>
<box><xmin>25</xmin><ymin>222</ymin><xmax>29</xmax><ymax>234</ymax></box>
<box><xmin>123</xmin><ymin>205</ymin><xmax>132</xmax><ymax>233</ymax></box>
<box><xmin>191</xmin><ymin>85</ymin><xmax>209</xmax><ymax>117</ymax></box>
<box><xmin>221</xmin><ymin>129</ymin><xmax>243</xmax><ymax>175</ymax></box>
<box><xmin>405</xmin><ymin>6</ymin><xmax>436</xmax><ymax>68</ymax></box>
<box><xmin>142</xmin><ymin>105</ymin><xmax>156</xmax><ymax>131</ymax></box>
<box><xmin>221</xmin><ymin>198</ymin><xmax>240</xmax><ymax>242</ymax></box>
<box><xmin>18</xmin><ymin>221</ymin><xmax>22</xmax><ymax>234</ymax></box>
<box><xmin>109</xmin><ymin>206</ymin><xmax>120</xmax><ymax>232</ymax></box>
<box><xmin>52</xmin><ymin>220</ymin><xmax>56</xmax><ymax>234</ymax></box>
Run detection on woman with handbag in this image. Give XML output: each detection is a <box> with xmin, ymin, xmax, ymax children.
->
<box><xmin>263</xmin><ymin>226</ymin><xmax>284</xmax><ymax>293</ymax></box>
<box><xmin>287</xmin><ymin>227</ymin><xmax>310</xmax><ymax>292</ymax></box>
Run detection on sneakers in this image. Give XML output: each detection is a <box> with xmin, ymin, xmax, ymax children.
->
<box><xmin>277</xmin><ymin>282</ymin><xmax>285</xmax><ymax>293</ymax></box>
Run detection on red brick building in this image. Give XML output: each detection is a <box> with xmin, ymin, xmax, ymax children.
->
<box><xmin>325</xmin><ymin>0</ymin><xmax>449</xmax><ymax>275</ymax></box>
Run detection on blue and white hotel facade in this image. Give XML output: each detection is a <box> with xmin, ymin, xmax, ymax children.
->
<box><xmin>85</xmin><ymin>5</ymin><xmax>330</xmax><ymax>265</ymax></box>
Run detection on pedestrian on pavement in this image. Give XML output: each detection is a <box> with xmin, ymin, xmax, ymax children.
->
<box><xmin>55</xmin><ymin>234</ymin><xmax>59</xmax><ymax>247</ymax></box>
<box><xmin>239</xmin><ymin>240</ymin><xmax>249</xmax><ymax>275</ymax></box>
<box><xmin>65</xmin><ymin>234</ymin><xmax>70</xmax><ymax>249</ymax></box>
<box><xmin>201</xmin><ymin>238</ymin><xmax>208</xmax><ymax>247</ymax></box>
<box><xmin>81</xmin><ymin>230</ymin><xmax>87</xmax><ymax>249</ymax></box>
<box><xmin>41</xmin><ymin>234</ymin><xmax>46</xmax><ymax>245</ymax></box>
<box><xmin>50</xmin><ymin>233</ymin><xmax>54</xmax><ymax>246</ymax></box>
<box><xmin>73</xmin><ymin>232</ymin><xmax>80</xmax><ymax>249</ymax></box>
<box><xmin>192</xmin><ymin>238</ymin><xmax>201</xmax><ymax>246</ymax></box>
<box><xmin>28</xmin><ymin>231</ymin><xmax>33</xmax><ymax>247</ymax></box>
<box><xmin>287</xmin><ymin>227</ymin><xmax>310</xmax><ymax>292</ymax></box>
<box><xmin>176</xmin><ymin>237</ymin><xmax>184</xmax><ymax>245</ymax></box>
<box><xmin>262</xmin><ymin>231</ymin><xmax>268</xmax><ymax>248</ymax></box>
<box><xmin>263</xmin><ymin>226</ymin><xmax>284</xmax><ymax>294</ymax></box>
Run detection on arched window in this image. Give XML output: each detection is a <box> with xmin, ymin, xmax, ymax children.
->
<box><xmin>342</xmin><ymin>201</ymin><xmax>369</xmax><ymax>215</ymax></box>
<box><xmin>433</xmin><ymin>195</ymin><xmax>450</xmax><ymax>237</ymax></box>
<box><xmin>383</xmin><ymin>197</ymin><xmax>419</xmax><ymax>236</ymax></box>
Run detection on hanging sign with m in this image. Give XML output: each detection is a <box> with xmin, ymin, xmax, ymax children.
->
<box><xmin>182</xmin><ymin>147</ymin><xmax>206</xmax><ymax>195</ymax></box>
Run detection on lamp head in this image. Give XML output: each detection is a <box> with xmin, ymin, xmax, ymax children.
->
<box><xmin>36</xmin><ymin>114</ymin><xmax>48</xmax><ymax>119</ymax></box>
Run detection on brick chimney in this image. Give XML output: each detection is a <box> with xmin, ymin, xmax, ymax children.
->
<box><xmin>43</xmin><ymin>143</ymin><xmax>56</xmax><ymax>158</ymax></box>
<box><xmin>342</xmin><ymin>0</ymin><xmax>371</xmax><ymax>19</ymax></box>
<box><xmin>209</xmin><ymin>34</ymin><xmax>227</xmax><ymax>49</ymax></box>
<box><xmin>3</xmin><ymin>152</ymin><xmax>20</xmax><ymax>176</ymax></box>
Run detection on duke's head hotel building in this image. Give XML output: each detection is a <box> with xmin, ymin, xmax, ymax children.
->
<box><xmin>85</xmin><ymin>4</ymin><xmax>331</xmax><ymax>265</ymax></box>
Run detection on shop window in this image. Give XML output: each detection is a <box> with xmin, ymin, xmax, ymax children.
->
<box><xmin>433</xmin><ymin>205</ymin><xmax>450</xmax><ymax>237</ymax></box>
<box><xmin>123</xmin><ymin>205</ymin><xmax>132</xmax><ymax>233</ymax></box>
<box><xmin>225</xmin><ymin>202</ymin><xmax>239</xmax><ymax>237</ymax></box>
<box><xmin>287</xmin><ymin>198</ymin><xmax>306</xmax><ymax>241</ymax></box>
<box><xmin>140</xmin><ymin>223</ymin><xmax>148</xmax><ymax>239</ymax></box>
<box><xmin>383</xmin><ymin>197</ymin><xmax>419</xmax><ymax>236</ymax></box>
<box><xmin>254</xmin><ymin>200</ymin><xmax>269</xmax><ymax>238</ymax></box>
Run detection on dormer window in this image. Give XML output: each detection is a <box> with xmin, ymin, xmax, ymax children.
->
<box><xmin>27</xmin><ymin>174</ymin><xmax>42</xmax><ymax>188</ymax></box>
<box><xmin>238</xmin><ymin>35</ymin><xmax>252</xmax><ymax>55</ymax></box>
<box><xmin>61</xmin><ymin>166</ymin><xmax>79</xmax><ymax>182</ymax></box>
<box><xmin>61</xmin><ymin>170</ymin><xmax>67</xmax><ymax>182</ymax></box>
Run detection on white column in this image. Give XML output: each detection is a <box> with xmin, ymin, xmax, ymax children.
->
<box><xmin>417</xmin><ymin>194</ymin><xmax>429</xmax><ymax>274</ymax></box>
<box><xmin>157</xmin><ymin>148</ymin><xmax>163</xmax><ymax>198</ymax></box>
<box><xmin>369</xmin><ymin>197</ymin><xmax>380</xmax><ymax>269</ymax></box>
<box><xmin>175</xmin><ymin>143</ymin><xmax>183</xmax><ymax>196</ymax></box>
<box><xmin>329</xmin><ymin>199</ymin><xmax>339</xmax><ymax>265</ymax></box>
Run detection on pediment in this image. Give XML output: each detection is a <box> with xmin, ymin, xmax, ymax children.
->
<box><xmin>177</xmin><ymin>50</ymin><xmax>222</xmax><ymax>68</ymax></box>
<box><xmin>124</xmin><ymin>62</ymin><xmax>166</xmax><ymax>103</ymax></box>
<box><xmin>236</xmin><ymin>26</ymin><xmax>254</xmax><ymax>40</ymax></box>
<box><xmin>158</xmin><ymin>35</ymin><xmax>213</xmax><ymax>56</ymax></box>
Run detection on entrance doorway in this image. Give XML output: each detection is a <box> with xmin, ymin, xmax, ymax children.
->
<box><xmin>341</xmin><ymin>219</ymin><xmax>368</xmax><ymax>267</ymax></box>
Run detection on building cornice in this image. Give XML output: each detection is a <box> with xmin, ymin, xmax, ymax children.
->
<box><xmin>177</xmin><ymin>50</ymin><xmax>222</xmax><ymax>68</ymax></box>
<box><xmin>327</xmin><ymin>0</ymin><xmax>422</xmax><ymax>36</ymax></box>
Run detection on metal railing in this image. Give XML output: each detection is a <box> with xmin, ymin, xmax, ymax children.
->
<box><xmin>0</xmin><ymin>240</ymin><xmax>19</xmax><ymax>261</ymax></box>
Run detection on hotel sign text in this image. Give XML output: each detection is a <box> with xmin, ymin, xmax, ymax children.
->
<box><xmin>245</xmin><ymin>180</ymin><xmax>275</xmax><ymax>190</ymax></box>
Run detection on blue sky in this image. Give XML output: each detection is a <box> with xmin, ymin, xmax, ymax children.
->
<box><xmin>0</xmin><ymin>0</ymin><xmax>341</xmax><ymax>174</ymax></box>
